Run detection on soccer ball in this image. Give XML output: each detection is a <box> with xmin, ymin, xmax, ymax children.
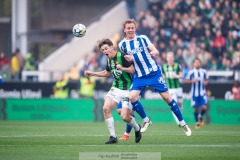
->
<box><xmin>72</xmin><ymin>23</ymin><xmax>86</xmax><ymax>37</ymax></box>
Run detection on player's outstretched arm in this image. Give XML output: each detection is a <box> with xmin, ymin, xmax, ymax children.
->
<box><xmin>116</xmin><ymin>64</ymin><xmax>135</xmax><ymax>74</ymax></box>
<box><xmin>84</xmin><ymin>70</ymin><xmax>111</xmax><ymax>77</ymax></box>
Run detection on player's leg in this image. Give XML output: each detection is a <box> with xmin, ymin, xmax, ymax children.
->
<box><xmin>103</xmin><ymin>97</ymin><xmax>118</xmax><ymax>144</ymax></box>
<box><xmin>149</xmin><ymin>72</ymin><xmax>191</xmax><ymax>136</ymax></box>
<box><xmin>160</xmin><ymin>91</ymin><xmax>184</xmax><ymax>124</ymax></box>
<box><xmin>130</xmin><ymin>83</ymin><xmax>152</xmax><ymax>133</ymax></box>
<box><xmin>198</xmin><ymin>96</ymin><xmax>208</xmax><ymax>126</ymax></box>
<box><xmin>192</xmin><ymin>97</ymin><xmax>200</xmax><ymax>129</ymax></box>
<box><xmin>133</xmin><ymin>103</ymin><xmax>152</xmax><ymax>133</ymax></box>
<box><xmin>194</xmin><ymin>107</ymin><xmax>200</xmax><ymax>129</ymax></box>
<box><xmin>160</xmin><ymin>91</ymin><xmax>191</xmax><ymax>136</ymax></box>
<box><xmin>121</xmin><ymin>96</ymin><xmax>142</xmax><ymax>143</ymax></box>
<box><xmin>169</xmin><ymin>89</ymin><xmax>180</xmax><ymax>126</ymax></box>
<box><xmin>117</xmin><ymin>106</ymin><xmax>132</xmax><ymax>140</ymax></box>
<box><xmin>176</xmin><ymin>88</ymin><xmax>184</xmax><ymax>126</ymax></box>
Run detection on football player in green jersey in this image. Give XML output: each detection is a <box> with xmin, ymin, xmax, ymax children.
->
<box><xmin>85</xmin><ymin>39</ymin><xmax>143</xmax><ymax>144</ymax></box>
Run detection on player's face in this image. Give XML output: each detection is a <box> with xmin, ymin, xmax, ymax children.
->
<box><xmin>194</xmin><ymin>59</ymin><xmax>201</xmax><ymax>69</ymax></box>
<box><xmin>124</xmin><ymin>23</ymin><xmax>136</xmax><ymax>40</ymax></box>
<box><xmin>166</xmin><ymin>54</ymin><xmax>174</xmax><ymax>64</ymax></box>
<box><xmin>101</xmin><ymin>44</ymin><xmax>115</xmax><ymax>58</ymax></box>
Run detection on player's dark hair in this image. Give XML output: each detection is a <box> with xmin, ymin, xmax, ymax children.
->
<box><xmin>123</xmin><ymin>19</ymin><xmax>136</xmax><ymax>28</ymax></box>
<box><xmin>193</xmin><ymin>58</ymin><xmax>202</xmax><ymax>63</ymax></box>
<box><xmin>97</xmin><ymin>39</ymin><xmax>113</xmax><ymax>50</ymax></box>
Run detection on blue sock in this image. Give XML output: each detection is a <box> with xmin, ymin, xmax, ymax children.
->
<box><xmin>132</xmin><ymin>100</ymin><xmax>146</xmax><ymax>119</ymax></box>
<box><xmin>126</xmin><ymin>115</ymin><xmax>134</xmax><ymax>134</ymax></box>
<box><xmin>169</xmin><ymin>99</ymin><xmax>183</xmax><ymax>121</ymax></box>
<box><xmin>194</xmin><ymin>112</ymin><xmax>199</xmax><ymax>123</ymax></box>
<box><xmin>201</xmin><ymin>110</ymin><xmax>206</xmax><ymax>117</ymax></box>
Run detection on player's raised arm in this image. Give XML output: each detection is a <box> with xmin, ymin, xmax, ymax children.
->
<box><xmin>148</xmin><ymin>44</ymin><xmax>159</xmax><ymax>57</ymax></box>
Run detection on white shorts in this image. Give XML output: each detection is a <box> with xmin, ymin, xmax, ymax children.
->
<box><xmin>169</xmin><ymin>88</ymin><xmax>183</xmax><ymax>104</ymax></box>
<box><xmin>105</xmin><ymin>87</ymin><xmax>132</xmax><ymax>110</ymax></box>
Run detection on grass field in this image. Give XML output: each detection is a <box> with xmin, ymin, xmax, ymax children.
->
<box><xmin>0</xmin><ymin>121</ymin><xmax>240</xmax><ymax>160</ymax></box>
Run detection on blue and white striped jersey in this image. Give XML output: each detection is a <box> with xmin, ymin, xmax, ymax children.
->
<box><xmin>118</xmin><ymin>35</ymin><xmax>159</xmax><ymax>77</ymax></box>
<box><xmin>186</xmin><ymin>68</ymin><xmax>208</xmax><ymax>97</ymax></box>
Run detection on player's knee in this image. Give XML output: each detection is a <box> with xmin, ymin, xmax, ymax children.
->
<box><xmin>103</xmin><ymin>105</ymin><xmax>111</xmax><ymax>115</ymax></box>
<box><xmin>202</xmin><ymin>105</ymin><xmax>207</xmax><ymax>110</ymax></box>
<box><xmin>162</xmin><ymin>94</ymin><xmax>172</xmax><ymax>103</ymax></box>
<box><xmin>120</xmin><ymin>114</ymin><xmax>129</xmax><ymax>122</ymax></box>
<box><xmin>129</xmin><ymin>94</ymin><xmax>138</xmax><ymax>103</ymax></box>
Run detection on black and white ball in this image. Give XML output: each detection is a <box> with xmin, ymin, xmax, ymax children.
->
<box><xmin>72</xmin><ymin>24</ymin><xmax>86</xmax><ymax>37</ymax></box>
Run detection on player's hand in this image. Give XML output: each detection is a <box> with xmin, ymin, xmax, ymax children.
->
<box><xmin>116</xmin><ymin>64</ymin><xmax>123</xmax><ymax>70</ymax></box>
<box><xmin>124</xmin><ymin>55</ymin><xmax>133</xmax><ymax>62</ymax></box>
<box><xmin>150</xmin><ymin>50</ymin><xmax>159</xmax><ymax>57</ymax></box>
<box><xmin>84</xmin><ymin>70</ymin><xmax>92</xmax><ymax>77</ymax></box>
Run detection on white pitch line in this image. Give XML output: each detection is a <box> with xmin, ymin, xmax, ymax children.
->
<box><xmin>0</xmin><ymin>134</ymin><xmax>106</xmax><ymax>137</ymax></box>
<box><xmin>0</xmin><ymin>132</ymin><xmax>240</xmax><ymax>138</ymax></box>
<box><xmin>0</xmin><ymin>144</ymin><xmax>240</xmax><ymax>147</ymax></box>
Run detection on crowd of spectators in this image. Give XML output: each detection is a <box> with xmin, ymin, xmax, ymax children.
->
<box><xmin>141</xmin><ymin>0</ymin><xmax>240</xmax><ymax>72</ymax></box>
<box><xmin>0</xmin><ymin>49</ymin><xmax>38</xmax><ymax>81</ymax></box>
<box><xmin>79</xmin><ymin>0</ymin><xmax>240</xmax><ymax>82</ymax></box>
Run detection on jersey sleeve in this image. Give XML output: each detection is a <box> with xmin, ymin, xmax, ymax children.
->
<box><xmin>140</xmin><ymin>35</ymin><xmax>153</xmax><ymax>47</ymax></box>
<box><xmin>118</xmin><ymin>40</ymin><xmax>126</xmax><ymax>54</ymax></box>
<box><xmin>203</xmin><ymin>69</ymin><xmax>209</xmax><ymax>80</ymax></box>
<box><xmin>186</xmin><ymin>70</ymin><xmax>193</xmax><ymax>80</ymax></box>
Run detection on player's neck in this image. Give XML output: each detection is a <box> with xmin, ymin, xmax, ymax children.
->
<box><xmin>125</xmin><ymin>35</ymin><xmax>135</xmax><ymax>40</ymax></box>
<box><xmin>110</xmin><ymin>51</ymin><xmax>118</xmax><ymax>59</ymax></box>
<box><xmin>168</xmin><ymin>62</ymin><xmax>174</xmax><ymax>66</ymax></box>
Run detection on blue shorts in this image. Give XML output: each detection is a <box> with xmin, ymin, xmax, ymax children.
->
<box><xmin>191</xmin><ymin>95</ymin><xmax>207</xmax><ymax>108</ymax></box>
<box><xmin>130</xmin><ymin>71</ymin><xmax>168</xmax><ymax>93</ymax></box>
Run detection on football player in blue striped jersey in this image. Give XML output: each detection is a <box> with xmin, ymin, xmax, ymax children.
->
<box><xmin>185</xmin><ymin>58</ymin><xmax>209</xmax><ymax>129</ymax></box>
<box><xmin>119</xmin><ymin>19</ymin><xmax>191</xmax><ymax>136</ymax></box>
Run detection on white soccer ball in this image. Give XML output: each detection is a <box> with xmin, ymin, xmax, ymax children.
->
<box><xmin>72</xmin><ymin>23</ymin><xmax>86</xmax><ymax>37</ymax></box>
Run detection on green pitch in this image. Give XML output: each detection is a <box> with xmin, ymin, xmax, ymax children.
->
<box><xmin>0</xmin><ymin>121</ymin><xmax>240</xmax><ymax>160</ymax></box>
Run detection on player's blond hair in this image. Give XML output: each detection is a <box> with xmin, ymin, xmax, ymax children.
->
<box><xmin>123</xmin><ymin>19</ymin><xmax>136</xmax><ymax>28</ymax></box>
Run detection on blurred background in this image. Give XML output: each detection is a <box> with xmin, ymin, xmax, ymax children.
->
<box><xmin>0</xmin><ymin>0</ymin><xmax>239</xmax><ymax>123</ymax></box>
